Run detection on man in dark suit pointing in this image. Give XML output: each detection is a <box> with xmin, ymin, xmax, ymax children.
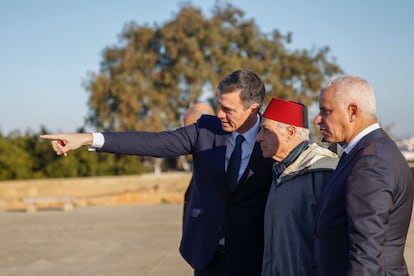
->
<box><xmin>40</xmin><ymin>69</ymin><xmax>273</xmax><ymax>276</ymax></box>
<box><xmin>313</xmin><ymin>75</ymin><xmax>413</xmax><ymax>275</ymax></box>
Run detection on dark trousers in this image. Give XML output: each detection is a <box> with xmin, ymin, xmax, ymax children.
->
<box><xmin>194</xmin><ymin>247</ymin><xmax>226</xmax><ymax>276</ymax></box>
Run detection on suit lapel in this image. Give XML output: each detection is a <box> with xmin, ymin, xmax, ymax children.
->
<box><xmin>233</xmin><ymin>142</ymin><xmax>262</xmax><ymax>191</ymax></box>
<box><xmin>314</xmin><ymin>144</ymin><xmax>358</xmax><ymax>222</ymax></box>
<box><xmin>218</xmin><ymin>134</ymin><xmax>230</xmax><ymax>175</ymax></box>
<box><xmin>316</xmin><ymin>153</ymin><xmax>351</xmax><ymax>210</ymax></box>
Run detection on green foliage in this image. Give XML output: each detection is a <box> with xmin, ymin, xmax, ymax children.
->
<box><xmin>0</xmin><ymin>128</ymin><xmax>147</xmax><ymax>180</ymax></box>
<box><xmin>0</xmin><ymin>136</ymin><xmax>33</xmax><ymax>179</ymax></box>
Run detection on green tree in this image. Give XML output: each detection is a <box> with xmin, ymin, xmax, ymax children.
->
<box><xmin>0</xmin><ymin>126</ymin><xmax>147</xmax><ymax>180</ymax></box>
<box><xmin>84</xmin><ymin>3</ymin><xmax>342</xmax><ymax>133</ymax></box>
<box><xmin>0</xmin><ymin>135</ymin><xmax>34</xmax><ymax>179</ymax></box>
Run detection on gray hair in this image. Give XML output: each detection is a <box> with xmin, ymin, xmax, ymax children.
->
<box><xmin>275</xmin><ymin>121</ymin><xmax>310</xmax><ymax>140</ymax></box>
<box><xmin>322</xmin><ymin>75</ymin><xmax>376</xmax><ymax>117</ymax></box>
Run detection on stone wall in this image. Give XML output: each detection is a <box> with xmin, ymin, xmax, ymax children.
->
<box><xmin>0</xmin><ymin>172</ymin><xmax>191</xmax><ymax>210</ymax></box>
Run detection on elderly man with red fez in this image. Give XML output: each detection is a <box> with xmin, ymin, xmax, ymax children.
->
<box><xmin>256</xmin><ymin>98</ymin><xmax>338</xmax><ymax>276</ymax></box>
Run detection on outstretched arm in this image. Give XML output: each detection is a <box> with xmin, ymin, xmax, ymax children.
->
<box><xmin>40</xmin><ymin>133</ymin><xmax>93</xmax><ymax>156</ymax></box>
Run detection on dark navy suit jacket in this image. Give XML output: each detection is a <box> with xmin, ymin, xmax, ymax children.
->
<box><xmin>314</xmin><ymin>128</ymin><xmax>413</xmax><ymax>275</ymax></box>
<box><xmin>98</xmin><ymin>115</ymin><xmax>273</xmax><ymax>275</ymax></box>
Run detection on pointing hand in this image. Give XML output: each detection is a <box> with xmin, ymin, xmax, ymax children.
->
<box><xmin>39</xmin><ymin>133</ymin><xmax>93</xmax><ymax>156</ymax></box>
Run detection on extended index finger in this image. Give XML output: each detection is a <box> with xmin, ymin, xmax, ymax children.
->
<box><xmin>39</xmin><ymin>134</ymin><xmax>63</xmax><ymax>140</ymax></box>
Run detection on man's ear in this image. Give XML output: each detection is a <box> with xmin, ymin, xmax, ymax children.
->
<box><xmin>287</xmin><ymin>125</ymin><xmax>296</xmax><ymax>138</ymax></box>
<box><xmin>249</xmin><ymin>103</ymin><xmax>260</xmax><ymax>114</ymax></box>
<box><xmin>348</xmin><ymin>103</ymin><xmax>358</xmax><ymax>122</ymax></box>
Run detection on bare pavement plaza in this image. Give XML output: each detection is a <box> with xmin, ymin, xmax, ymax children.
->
<box><xmin>0</xmin><ymin>203</ymin><xmax>412</xmax><ymax>276</ymax></box>
<box><xmin>0</xmin><ymin>204</ymin><xmax>193</xmax><ymax>276</ymax></box>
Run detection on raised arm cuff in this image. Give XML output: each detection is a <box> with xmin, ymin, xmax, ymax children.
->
<box><xmin>88</xmin><ymin>132</ymin><xmax>105</xmax><ymax>151</ymax></box>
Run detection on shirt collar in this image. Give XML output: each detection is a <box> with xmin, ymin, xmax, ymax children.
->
<box><xmin>344</xmin><ymin>123</ymin><xmax>380</xmax><ymax>154</ymax></box>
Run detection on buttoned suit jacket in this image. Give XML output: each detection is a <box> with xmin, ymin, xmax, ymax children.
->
<box><xmin>314</xmin><ymin>128</ymin><xmax>413</xmax><ymax>275</ymax></box>
<box><xmin>98</xmin><ymin>115</ymin><xmax>274</xmax><ymax>275</ymax></box>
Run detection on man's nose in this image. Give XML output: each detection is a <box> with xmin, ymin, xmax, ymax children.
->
<box><xmin>313</xmin><ymin>114</ymin><xmax>321</xmax><ymax>125</ymax></box>
<box><xmin>256</xmin><ymin>131</ymin><xmax>263</xmax><ymax>142</ymax></box>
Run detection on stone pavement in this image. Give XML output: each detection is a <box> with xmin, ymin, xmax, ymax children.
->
<box><xmin>0</xmin><ymin>204</ymin><xmax>192</xmax><ymax>276</ymax></box>
<box><xmin>0</xmin><ymin>203</ymin><xmax>413</xmax><ymax>276</ymax></box>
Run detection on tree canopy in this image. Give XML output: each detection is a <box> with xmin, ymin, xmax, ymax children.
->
<box><xmin>84</xmin><ymin>3</ymin><xmax>342</xmax><ymax>132</ymax></box>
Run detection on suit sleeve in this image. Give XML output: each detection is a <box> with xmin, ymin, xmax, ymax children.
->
<box><xmin>98</xmin><ymin>124</ymin><xmax>198</xmax><ymax>157</ymax></box>
<box><xmin>346</xmin><ymin>155</ymin><xmax>392</xmax><ymax>275</ymax></box>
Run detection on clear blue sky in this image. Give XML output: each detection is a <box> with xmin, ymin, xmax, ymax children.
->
<box><xmin>1</xmin><ymin>0</ymin><xmax>413</xmax><ymax>139</ymax></box>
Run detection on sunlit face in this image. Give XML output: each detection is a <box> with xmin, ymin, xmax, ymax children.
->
<box><xmin>314</xmin><ymin>86</ymin><xmax>350</xmax><ymax>143</ymax></box>
<box><xmin>216</xmin><ymin>90</ymin><xmax>258</xmax><ymax>133</ymax></box>
<box><xmin>256</xmin><ymin>118</ymin><xmax>290</xmax><ymax>161</ymax></box>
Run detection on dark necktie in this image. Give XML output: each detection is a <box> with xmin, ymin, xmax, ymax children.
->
<box><xmin>227</xmin><ymin>135</ymin><xmax>245</xmax><ymax>191</ymax></box>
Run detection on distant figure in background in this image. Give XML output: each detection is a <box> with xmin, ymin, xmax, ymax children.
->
<box><xmin>313</xmin><ymin>75</ymin><xmax>414</xmax><ymax>275</ymax></box>
<box><xmin>184</xmin><ymin>102</ymin><xmax>215</xmax><ymax>127</ymax></box>
<box><xmin>182</xmin><ymin>102</ymin><xmax>215</xmax><ymax>228</ymax></box>
<box><xmin>256</xmin><ymin>98</ymin><xmax>338</xmax><ymax>276</ymax></box>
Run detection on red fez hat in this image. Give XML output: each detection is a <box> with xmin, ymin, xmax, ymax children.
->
<box><xmin>263</xmin><ymin>98</ymin><xmax>308</xmax><ymax>128</ymax></box>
